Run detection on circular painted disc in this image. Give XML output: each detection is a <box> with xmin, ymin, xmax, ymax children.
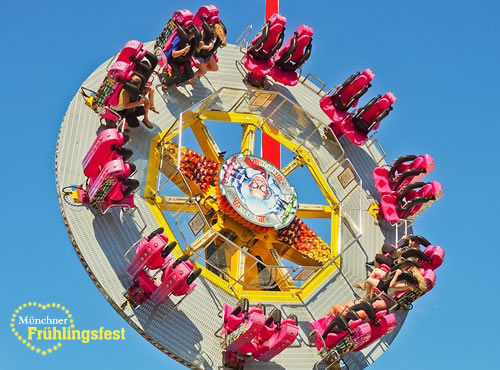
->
<box><xmin>218</xmin><ymin>153</ymin><xmax>298</xmax><ymax>229</ymax></box>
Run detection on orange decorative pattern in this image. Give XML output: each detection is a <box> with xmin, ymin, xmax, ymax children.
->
<box><xmin>179</xmin><ymin>148</ymin><xmax>219</xmax><ymax>193</ymax></box>
<box><xmin>277</xmin><ymin>218</ymin><xmax>331</xmax><ymax>263</ymax></box>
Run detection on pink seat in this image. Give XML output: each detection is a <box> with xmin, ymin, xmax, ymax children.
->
<box><xmin>89</xmin><ymin>61</ymin><xmax>134</xmax><ymax>121</ymax></box>
<box><xmin>155</xmin><ymin>9</ymin><xmax>194</xmax><ymax>52</ymax></box>
<box><xmin>238</xmin><ymin>319</ymin><xmax>275</xmax><ymax>355</ymax></box>
<box><xmin>311</xmin><ymin>315</ymin><xmax>359</xmax><ymax>350</ymax></box>
<box><xmin>191</xmin><ymin>6</ymin><xmax>223</xmax><ymax>70</ymax></box>
<box><xmin>116</xmin><ymin>40</ymin><xmax>147</xmax><ymax>68</ymax></box>
<box><xmin>270</xmin><ymin>24</ymin><xmax>313</xmax><ymax>86</ymax></box>
<box><xmin>82</xmin><ymin>129</ymin><xmax>129</xmax><ymax>179</ymax></box>
<box><xmin>310</xmin><ymin>315</ymin><xmax>372</xmax><ymax>360</ymax></box>
<box><xmin>193</xmin><ymin>5</ymin><xmax>219</xmax><ymax>28</ymax></box>
<box><xmin>373</xmin><ymin>154</ymin><xmax>435</xmax><ymax>195</ymax></box>
<box><xmin>320</xmin><ymin>69</ymin><xmax>375</xmax><ymax>124</ymax></box>
<box><xmin>150</xmin><ymin>256</ymin><xmax>200</xmax><ymax>304</ymax></box>
<box><xmin>114</xmin><ymin>40</ymin><xmax>157</xmax><ymax>75</ymax></box>
<box><xmin>253</xmin><ymin>317</ymin><xmax>299</xmax><ymax>361</ymax></box>
<box><xmin>124</xmin><ymin>252</ymin><xmax>199</xmax><ymax>307</ymax></box>
<box><xmin>123</xmin><ymin>270</ymin><xmax>157</xmax><ymax>307</ymax></box>
<box><xmin>341</xmin><ymin>92</ymin><xmax>396</xmax><ymax>145</ymax></box>
<box><xmin>78</xmin><ymin>131</ymin><xmax>137</xmax><ymax>209</ymax></box>
<box><xmin>221</xmin><ymin>300</ymin><xmax>264</xmax><ymax>335</ymax></box>
<box><xmin>354</xmin><ymin>313</ymin><xmax>397</xmax><ymax>352</ymax></box>
<box><xmin>420</xmin><ymin>268</ymin><xmax>437</xmax><ymax>291</ymax></box>
<box><xmin>104</xmin><ymin>177</ymin><xmax>139</xmax><ymax>206</ymax></box>
<box><xmin>90</xmin><ymin>40</ymin><xmax>157</xmax><ymax>122</ymax></box>
<box><xmin>224</xmin><ymin>311</ymin><xmax>267</xmax><ymax>352</ymax></box>
<box><xmin>155</xmin><ymin>9</ymin><xmax>196</xmax><ymax>72</ymax></box>
<box><xmin>380</xmin><ymin>181</ymin><xmax>443</xmax><ymax>223</ymax></box>
<box><xmin>240</xmin><ymin>308</ymin><xmax>281</xmax><ymax>355</ymax></box>
<box><xmin>256</xmin><ymin>321</ymin><xmax>277</xmax><ymax>342</ymax></box>
<box><xmin>420</xmin><ymin>245</ymin><xmax>445</xmax><ymax>270</ymax></box>
<box><xmin>126</xmin><ymin>233</ymin><xmax>170</xmax><ymax>278</ymax></box>
<box><xmin>87</xmin><ymin>159</ymin><xmax>135</xmax><ymax>206</ymax></box>
<box><xmin>243</xmin><ymin>13</ymin><xmax>287</xmax><ymax>85</ymax></box>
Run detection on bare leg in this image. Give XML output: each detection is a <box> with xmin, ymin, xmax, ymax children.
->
<box><xmin>141</xmin><ymin>97</ymin><xmax>153</xmax><ymax>129</ymax></box>
<box><xmin>370</xmin><ymin>268</ymin><xmax>386</xmax><ymax>279</ymax></box>
<box><xmin>364</xmin><ymin>277</ymin><xmax>381</xmax><ymax>298</ymax></box>
<box><xmin>194</xmin><ymin>62</ymin><xmax>208</xmax><ymax>79</ymax></box>
<box><xmin>207</xmin><ymin>56</ymin><xmax>218</xmax><ymax>72</ymax></box>
<box><xmin>147</xmin><ymin>86</ymin><xmax>159</xmax><ymax>114</ymax></box>
<box><xmin>160</xmin><ymin>71</ymin><xmax>170</xmax><ymax>92</ymax></box>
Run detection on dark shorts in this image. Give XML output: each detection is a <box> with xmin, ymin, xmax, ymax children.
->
<box><xmin>194</xmin><ymin>55</ymin><xmax>211</xmax><ymax>65</ymax></box>
<box><xmin>118</xmin><ymin>106</ymin><xmax>146</xmax><ymax>128</ymax></box>
<box><xmin>377</xmin><ymin>278</ymin><xmax>390</xmax><ymax>292</ymax></box>
<box><xmin>164</xmin><ymin>57</ymin><xmax>195</xmax><ymax>86</ymax></box>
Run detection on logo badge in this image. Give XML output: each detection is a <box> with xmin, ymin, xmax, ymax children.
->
<box><xmin>219</xmin><ymin>154</ymin><xmax>298</xmax><ymax>229</ymax></box>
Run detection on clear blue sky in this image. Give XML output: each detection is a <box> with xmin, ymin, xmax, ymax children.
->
<box><xmin>1</xmin><ymin>0</ymin><xmax>498</xmax><ymax>369</ymax></box>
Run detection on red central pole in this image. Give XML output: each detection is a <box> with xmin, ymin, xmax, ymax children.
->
<box><xmin>265</xmin><ymin>0</ymin><xmax>279</xmax><ymax>19</ymax></box>
<box><xmin>261</xmin><ymin>0</ymin><xmax>281</xmax><ymax>168</ymax></box>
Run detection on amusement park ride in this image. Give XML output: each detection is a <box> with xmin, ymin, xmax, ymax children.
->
<box><xmin>56</xmin><ymin>1</ymin><xmax>445</xmax><ymax>369</ymax></box>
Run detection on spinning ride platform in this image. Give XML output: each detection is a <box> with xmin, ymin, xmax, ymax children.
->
<box><xmin>56</xmin><ymin>40</ymin><xmax>409</xmax><ymax>369</ymax></box>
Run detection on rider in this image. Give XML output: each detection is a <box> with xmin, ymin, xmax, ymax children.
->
<box><xmin>111</xmin><ymin>75</ymin><xmax>154</xmax><ymax>129</ymax></box>
<box><xmin>161</xmin><ymin>25</ymin><xmax>200</xmax><ymax>91</ymax></box>
<box><xmin>193</xmin><ymin>21</ymin><xmax>227</xmax><ymax>80</ymax></box>
<box><xmin>366</xmin><ymin>234</ymin><xmax>429</xmax><ymax>268</ymax></box>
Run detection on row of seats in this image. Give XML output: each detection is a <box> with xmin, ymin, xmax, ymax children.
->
<box><xmin>243</xmin><ymin>13</ymin><xmax>313</xmax><ymax>87</ymax></box>
<box><xmin>74</xmin><ymin>7</ymin><xmax>211</xmax><ymax>318</ymax></box>
<box><xmin>313</xmin><ymin>236</ymin><xmax>444</xmax><ymax>365</ymax></box>
<box><xmin>80</xmin><ymin>112</ymin><xmax>200</xmax><ymax>312</ymax></box>
<box><xmin>372</xmin><ymin>154</ymin><xmax>443</xmax><ymax>223</ymax></box>
<box><xmin>320</xmin><ymin>69</ymin><xmax>396</xmax><ymax>145</ymax></box>
<box><xmin>83</xmin><ymin>41</ymin><xmax>157</xmax><ymax>124</ymax></box>
<box><xmin>155</xmin><ymin>6</ymin><xmax>223</xmax><ymax>84</ymax></box>
<box><xmin>82</xmin><ymin>9</ymin><xmax>216</xmax><ymax>126</ymax></box>
<box><xmin>78</xmin><ymin>128</ymin><xmax>139</xmax><ymax>212</ymax></box>
<box><xmin>373</xmin><ymin>154</ymin><xmax>435</xmax><ymax>194</ymax></box>
<box><xmin>377</xmin><ymin>236</ymin><xmax>445</xmax><ymax>271</ymax></box>
<box><xmin>220</xmin><ymin>299</ymin><xmax>299</xmax><ymax>365</ymax></box>
<box><xmin>368</xmin><ymin>237</ymin><xmax>443</xmax><ymax>306</ymax></box>
<box><xmin>310</xmin><ymin>304</ymin><xmax>396</xmax><ymax>357</ymax></box>
<box><xmin>155</xmin><ymin>9</ymin><xmax>201</xmax><ymax>75</ymax></box>
<box><xmin>122</xmin><ymin>228</ymin><xmax>201</xmax><ymax>308</ymax></box>
<box><xmin>380</xmin><ymin>180</ymin><xmax>443</xmax><ymax>223</ymax></box>
<box><xmin>363</xmin><ymin>239</ymin><xmax>442</xmax><ymax>312</ymax></box>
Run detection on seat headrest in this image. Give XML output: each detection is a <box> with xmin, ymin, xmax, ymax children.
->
<box><xmin>390</xmin><ymin>259</ymin><xmax>421</xmax><ymax>272</ymax></box>
<box><xmin>295</xmin><ymin>24</ymin><xmax>314</xmax><ymax>38</ymax></box>
<box><xmin>172</xmin><ymin>9</ymin><xmax>194</xmax><ymax>26</ymax></box>
<box><xmin>401</xmin><ymin>248</ymin><xmax>427</xmax><ymax>261</ymax></box>
<box><xmin>268</xmin><ymin>13</ymin><xmax>287</xmax><ymax>26</ymax></box>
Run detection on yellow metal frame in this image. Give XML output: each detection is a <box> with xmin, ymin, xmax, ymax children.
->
<box><xmin>144</xmin><ymin>110</ymin><xmax>343</xmax><ymax>303</ymax></box>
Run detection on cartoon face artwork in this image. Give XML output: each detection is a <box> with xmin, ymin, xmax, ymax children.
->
<box><xmin>248</xmin><ymin>175</ymin><xmax>269</xmax><ymax>200</ymax></box>
<box><xmin>219</xmin><ymin>153</ymin><xmax>298</xmax><ymax>229</ymax></box>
